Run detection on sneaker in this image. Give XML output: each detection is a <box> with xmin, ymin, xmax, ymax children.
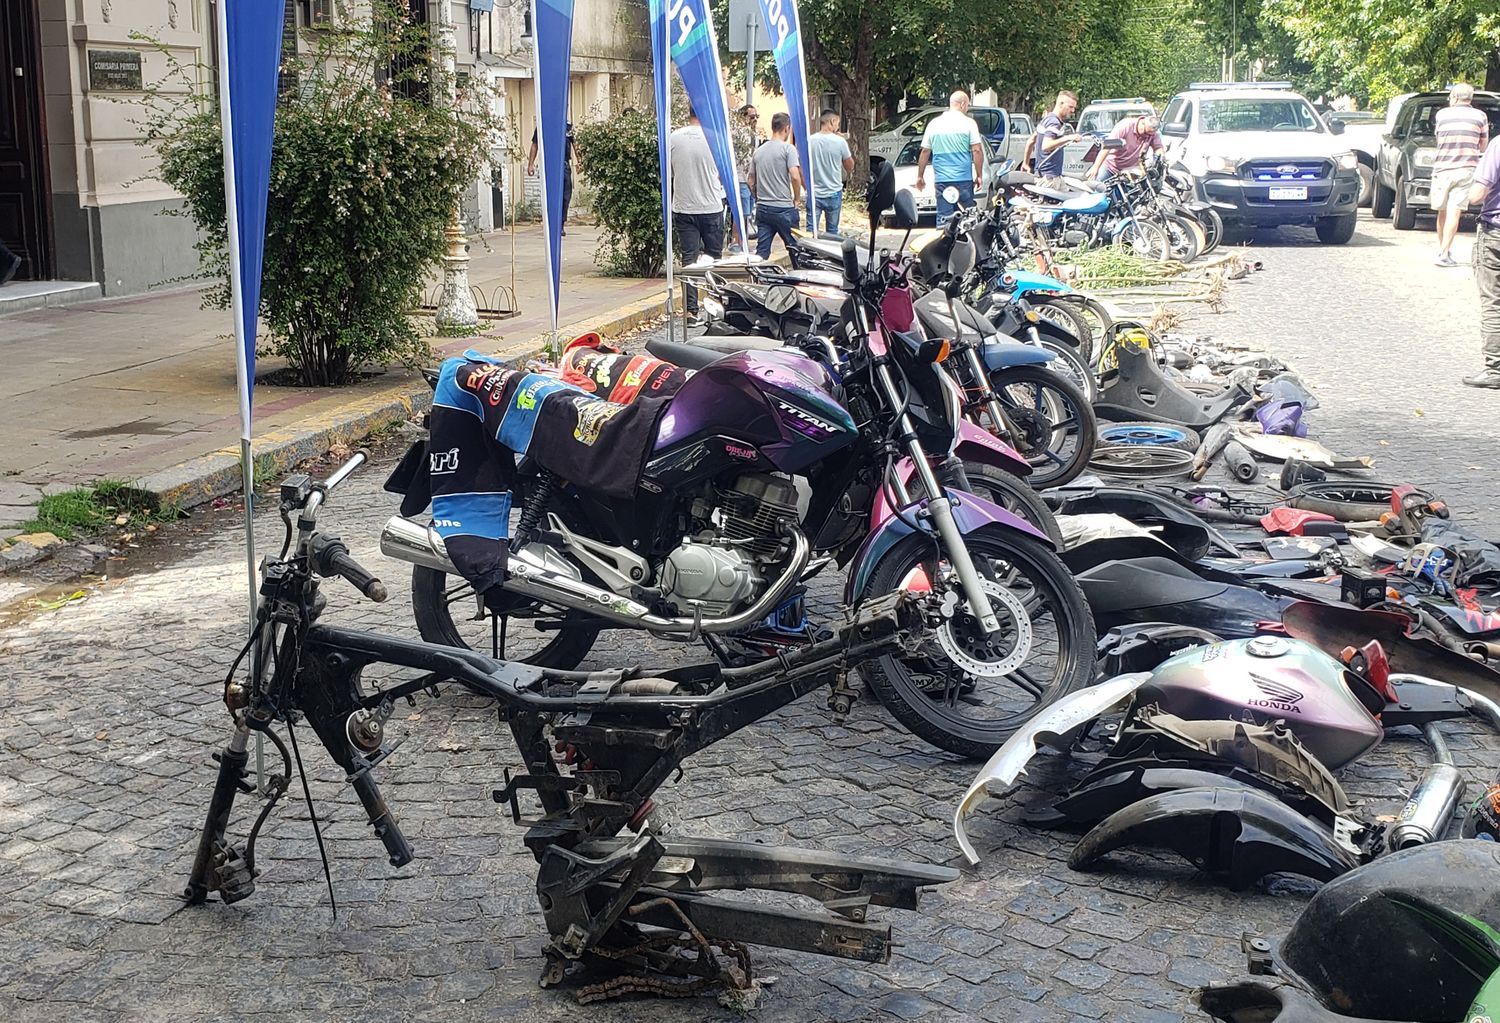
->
<box><xmin>0</xmin><ymin>251</ymin><xmax>19</xmax><ymax>286</ymax></box>
<box><xmin>1436</xmin><ymin>253</ymin><xmax>1458</xmax><ymax>267</ymax></box>
<box><xmin>1463</xmin><ymin>370</ymin><xmax>1500</xmax><ymax>389</ymax></box>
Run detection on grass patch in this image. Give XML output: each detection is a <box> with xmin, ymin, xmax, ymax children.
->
<box><xmin>20</xmin><ymin>479</ymin><xmax>183</xmax><ymax>541</ymax></box>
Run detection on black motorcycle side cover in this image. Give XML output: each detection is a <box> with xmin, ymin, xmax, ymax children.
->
<box><xmin>1097</xmin><ymin>328</ymin><xmax>1247</xmax><ymax>429</ymax></box>
<box><xmin>1196</xmin><ymin>983</ymin><xmax>1423</xmax><ymax>1023</ymax></box>
<box><xmin>1041</xmin><ymin>763</ymin><xmax>1337</xmax><ymax>829</ymax></box>
<box><xmin>1067</xmin><ymin>786</ymin><xmax>1357</xmax><ymax>890</ymax></box>
<box><xmin>1070</xmin><ymin>554</ymin><xmax>1291</xmax><ymax>637</ymax></box>
<box><xmin>1275</xmin><ymin>841</ymin><xmax>1500</xmax><ymax>1023</ymax></box>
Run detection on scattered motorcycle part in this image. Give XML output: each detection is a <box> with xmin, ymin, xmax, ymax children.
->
<box><xmin>1286</xmin><ymin>481</ymin><xmax>1405</xmax><ymax>522</ymax></box>
<box><xmin>1190</xmin><ymin>423</ymin><xmax>1234</xmax><ymax>480</ymax></box>
<box><xmin>1041</xmin><ymin>764</ymin><xmax>1337</xmax><ymax>830</ymax></box>
<box><xmin>953</xmin><ymin>672</ymin><xmax>1153</xmax><ymax>863</ymax></box>
<box><xmin>1067</xmin><ymin>786</ymin><xmax>1359</xmax><ymax>889</ymax></box>
<box><xmin>1097</xmin><ymin>421</ymin><xmax>1202</xmax><ymax>452</ymax></box>
<box><xmin>1388</xmin><ymin>760</ymin><xmax>1463</xmax><ymax>849</ymax></box>
<box><xmin>1070</xmin><ymin>553</ymin><xmax>1292</xmax><ymax>638</ymax></box>
<box><xmin>1233</xmin><ymin>430</ymin><xmax>1374</xmax><ymax>470</ymax></box>
<box><xmin>1087</xmin><ymin>445</ymin><xmax>1196</xmax><ymax>479</ymax></box>
<box><xmin>1196</xmin><ymin>983</ymin><xmax>1404</xmax><ymax>1023</ymax></box>
<box><xmin>1278</xmin><ymin>458</ymin><xmax>1328</xmax><ymax>490</ymax></box>
<box><xmin>1271</xmin><ymin>841</ymin><xmax>1500</xmax><ymax>1023</ymax></box>
<box><xmin>1222</xmin><ymin>440</ymin><xmax>1258</xmax><ymax>482</ymax></box>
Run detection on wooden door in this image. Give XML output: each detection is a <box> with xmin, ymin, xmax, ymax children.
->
<box><xmin>0</xmin><ymin>1</ymin><xmax>50</xmax><ymax>280</ymax></box>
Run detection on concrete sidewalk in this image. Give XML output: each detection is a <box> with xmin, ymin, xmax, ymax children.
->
<box><xmin>0</xmin><ymin>223</ymin><xmax>666</xmax><ymax>528</ymax></box>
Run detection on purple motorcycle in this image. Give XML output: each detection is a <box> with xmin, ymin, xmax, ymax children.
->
<box><xmin>382</xmin><ymin>174</ymin><xmax>1095</xmax><ymax>757</ymax></box>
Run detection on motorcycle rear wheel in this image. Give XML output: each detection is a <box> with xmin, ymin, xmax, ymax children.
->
<box><xmin>1195</xmin><ymin>207</ymin><xmax>1224</xmax><ymax>256</ymax></box>
<box><xmin>1115</xmin><ymin>219</ymin><xmax>1171</xmax><ymax>261</ymax></box>
<box><xmin>411</xmin><ymin>566</ymin><xmax>602</xmax><ymax>669</ymax></box>
<box><xmin>863</xmin><ymin>526</ymin><xmax>1096</xmax><ymax>758</ymax></box>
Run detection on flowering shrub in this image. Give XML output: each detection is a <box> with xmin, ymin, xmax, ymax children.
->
<box><xmin>151</xmin><ymin>7</ymin><xmax>489</xmax><ymax>385</ymax></box>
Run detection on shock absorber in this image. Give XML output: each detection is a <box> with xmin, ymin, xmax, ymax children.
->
<box><xmin>513</xmin><ymin>471</ymin><xmax>557</xmax><ymax>545</ymax></box>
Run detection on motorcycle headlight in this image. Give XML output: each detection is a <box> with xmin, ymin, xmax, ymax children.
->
<box><xmin>1414</xmin><ymin>148</ymin><xmax>1437</xmax><ymax>169</ymax></box>
<box><xmin>701</xmin><ymin>296</ymin><xmax>725</xmax><ymax>321</ymax></box>
<box><xmin>1205</xmin><ymin>155</ymin><xmax>1238</xmax><ymax>175</ymax></box>
<box><xmin>1335</xmin><ymin>151</ymin><xmax>1359</xmax><ymax>172</ymax></box>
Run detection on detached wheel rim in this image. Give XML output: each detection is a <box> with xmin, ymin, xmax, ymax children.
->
<box><xmin>1099</xmin><ymin>423</ymin><xmax>1191</xmax><ymax>446</ymax></box>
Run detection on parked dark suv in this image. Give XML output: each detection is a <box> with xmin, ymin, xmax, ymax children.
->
<box><xmin>1373</xmin><ymin>89</ymin><xmax>1500</xmax><ymax>230</ymax></box>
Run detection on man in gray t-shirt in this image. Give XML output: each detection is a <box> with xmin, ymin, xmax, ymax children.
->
<box><xmin>807</xmin><ymin>109</ymin><xmax>854</xmax><ymax>234</ymax></box>
<box><xmin>668</xmin><ymin>108</ymin><xmax>725</xmax><ymax>314</ymax></box>
<box><xmin>748</xmin><ymin>111</ymin><xmax>803</xmax><ymax>259</ymax></box>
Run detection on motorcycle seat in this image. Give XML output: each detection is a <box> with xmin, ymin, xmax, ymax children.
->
<box><xmin>645</xmin><ymin>335</ymin><xmax>782</xmax><ymax>372</ymax></box>
<box><xmin>1060</xmin><ymin>192</ymin><xmax>1110</xmax><ymax>215</ymax></box>
<box><xmin>997</xmin><ymin>170</ymin><xmax>1037</xmax><ymax>188</ymax></box>
<box><xmin>1024</xmin><ymin>184</ymin><xmax>1080</xmax><ymax>202</ymax></box>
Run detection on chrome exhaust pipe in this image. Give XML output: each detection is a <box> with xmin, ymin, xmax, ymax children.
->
<box><xmin>379</xmin><ymin>515</ymin><xmax>811</xmax><ymax>636</ymax></box>
<box><xmin>1390</xmin><ymin>723</ymin><xmax>1464</xmax><ymax>849</ymax></box>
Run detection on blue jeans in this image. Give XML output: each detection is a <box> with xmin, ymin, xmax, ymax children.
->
<box><xmin>755</xmin><ymin>204</ymin><xmax>798</xmax><ymax>259</ymax></box>
<box><xmin>935</xmin><ymin>180</ymin><xmax>975</xmax><ymax>224</ymax></box>
<box><xmin>737</xmin><ymin>182</ymin><xmax>755</xmax><ymax>237</ymax></box>
<box><xmin>807</xmin><ymin>191</ymin><xmax>843</xmax><ymax>233</ymax></box>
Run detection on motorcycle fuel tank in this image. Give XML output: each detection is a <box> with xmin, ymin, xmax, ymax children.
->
<box><xmin>1132</xmin><ymin>636</ymin><xmax>1383</xmax><ymax>770</ymax></box>
<box><xmin>652</xmin><ymin>348</ymin><xmax>856</xmax><ymax>475</ymax></box>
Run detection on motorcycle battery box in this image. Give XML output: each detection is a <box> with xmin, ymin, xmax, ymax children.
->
<box><xmin>1340</xmin><ymin>565</ymin><xmax>1386</xmax><ymax>609</ymax></box>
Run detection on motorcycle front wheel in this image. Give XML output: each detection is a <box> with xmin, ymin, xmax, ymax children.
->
<box><xmin>1114</xmin><ymin>219</ymin><xmax>1171</xmax><ymax>261</ymax></box>
<box><xmin>862</xmin><ymin>525</ymin><xmax>1096</xmax><ymax>758</ymax></box>
<box><xmin>411</xmin><ymin>566</ymin><xmax>602</xmax><ymax>669</ymax></box>
<box><xmin>984</xmin><ymin>365</ymin><xmax>1098</xmax><ymax>489</ymax></box>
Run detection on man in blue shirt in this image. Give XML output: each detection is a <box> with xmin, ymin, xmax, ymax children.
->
<box><xmin>1029</xmin><ymin>90</ymin><xmax>1082</xmax><ymax>185</ymax></box>
<box><xmin>914</xmin><ymin>91</ymin><xmax>985</xmax><ymax>224</ymax></box>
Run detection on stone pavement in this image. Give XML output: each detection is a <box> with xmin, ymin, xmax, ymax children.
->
<box><xmin>1</xmin><ymin>210</ymin><xmax>1499</xmax><ymax>1023</ymax></box>
<box><xmin>0</xmin><ymin>223</ymin><xmax>665</xmax><ymax>528</ymax></box>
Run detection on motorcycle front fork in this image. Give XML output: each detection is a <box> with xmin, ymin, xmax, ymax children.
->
<box><xmin>873</xmin><ymin>362</ymin><xmax>1002</xmax><ymax>636</ymax></box>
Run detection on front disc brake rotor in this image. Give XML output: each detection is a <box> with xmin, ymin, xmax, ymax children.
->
<box><xmin>937</xmin><ymin>577</ymin><xmax>1034</xmax><ymax>677</ymax></box>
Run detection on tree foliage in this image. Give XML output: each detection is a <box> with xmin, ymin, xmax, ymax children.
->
<box><xmin>575</xmin><ymin>111</ymin><xmax>667</xmax><ymax>278</ymax></box>
<box><xmin>148</xmin><ymin>5</ymin><xmax>490</xmax><ymax>386</ymax></box>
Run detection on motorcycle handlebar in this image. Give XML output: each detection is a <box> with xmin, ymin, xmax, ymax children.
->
<box><xmin>323</xmin><ymin>450</ymin><xmax>368</xmax><ymax>492</ymax></box>
<box><xmin>841</xmin><ymin>237</ymin><xmax>861</xmax><ymax>285</ymax></box>
<box><xmin>311</xmin><ymin>533</ymin><xmax>389</xmax><ymax>602</ymax></box>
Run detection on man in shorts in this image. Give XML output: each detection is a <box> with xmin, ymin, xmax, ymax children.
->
<box><xmin>1433</xmin><ymin>83</ymin><xmax>1489</xmax><ymax>267</ymax></box>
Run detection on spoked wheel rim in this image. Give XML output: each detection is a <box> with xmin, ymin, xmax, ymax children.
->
<box><xmin>880</xmin><ymin>536</ymin><xmax>1088</xmax><ymax>739</ymax></box>
<box><xmin>1087</xmin><ymin>444</ymin><xmax>1194</xmax><ymax>478</ymax></box>
<box><xmin>991</xmin><ymin>378</ymin><xmax>1084</xmax><ymax>481</ymax></box>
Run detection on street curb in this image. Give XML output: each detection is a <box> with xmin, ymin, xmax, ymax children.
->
<box><xmin>136</xmin><ymin>292</ymin><xmax>667</xmax><ymax>511</ymax></box>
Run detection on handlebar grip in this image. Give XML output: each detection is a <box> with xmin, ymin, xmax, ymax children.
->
<box><xmin>330</xmin><ymin>551</ymin><xmax>388</xmax><ymax>602</ymax></box>
<box><xmin>841</xmin><ymin>237</ymin><xmax>861</xmax><ymax>285</ymax></box>
<box><xmin>348</xmin><ymin>771</ymin><xmax>413</xmax><ymax>867</ymax></box>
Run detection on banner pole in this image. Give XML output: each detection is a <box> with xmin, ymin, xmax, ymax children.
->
<box><xmin>661</xmin><ymin>9</ymin><xmax>676</xmax><ymax>345</ymax></box>
<box><xmin>215</xmin><ymin>0</ymin><xmax>262</xmax><ymax>792</ymax></box>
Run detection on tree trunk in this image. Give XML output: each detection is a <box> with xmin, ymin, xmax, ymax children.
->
<box><xmin>1488</xmin><ymin>48</ymin><xmax>1500</xmax><ymax>93</ymax></box>
<box><xmin>805</xmin><ymin>15</ymin><xmax>874</xmax><ymax>193</ymax></box>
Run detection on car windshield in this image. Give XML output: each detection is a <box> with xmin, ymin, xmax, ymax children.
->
<box><xmin>1405</xmin><ymin>98</ymin><xmax>1500</xmax><ymax>138</ymax></box>
<box><xmin>1080</xmin><ymin>107</ymin><xmax>1151</xmax><ymax>135</ymax></box>
<box><xmin>1200</xmin><ymin>98</ymin><xmax>1323</xmax><ymax>133</ymax></box>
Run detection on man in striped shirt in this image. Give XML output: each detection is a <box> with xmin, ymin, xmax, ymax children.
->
<box><xmin>1433</xmin><ymin>83</ymin><xmax>1489</xmax><ymax>267</ymax></box>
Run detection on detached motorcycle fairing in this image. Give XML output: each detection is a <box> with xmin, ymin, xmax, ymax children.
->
<box><xmin>953</xmin><ymin>673</ymin><xmax>1151</xmax><ymax>864</ymax></box>
<box><xmin>1068</xmin><ymin>552</ymin><xmax>1291</xmax><ymax>638</ymax></box>
<box><xmin>1196</xmin><ymin>983</ymin><xmax>1428</xmax><ymax>1023</ymax></box>
<box><xmin>1040</xmin><ymin>762</ymin><xmax>1339</xmax><ymax>830</ymax></box>
<box><xmin>1067</xmin><ymin>786</ymin><xmax>1358</xmax><ymax>890</ymax></box>
<box><xmin>1272</xmin><ymin>841</ymin><xmax>1500</xmax><ymax>1023</ymax></box>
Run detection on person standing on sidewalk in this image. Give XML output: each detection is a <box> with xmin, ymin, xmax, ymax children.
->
<box><xmin>807</xmin><ymin>109</ymin><xmax>854</xmax><ymax>234</ymax></box>
<box><xmin>1031</xmin><ymin>91</ymin><xmax>1083</xmax><ymax>186</ymax></box>
<box><xmin>1433</xmin><ymin>84</ymin><xmax>1489</xmax><ymax>267</ymax></box>
<box><xmin>914</xmin><ymin>91</ymin><xmax>984</xmax><ymax>225</ymax></box>
<box><xmin>0</xmin><ymin>240</ymin><xmax>20</xmax><ymax>286</ymax></box>
<box><xmin>1464</xmin><ymin>137</ymin><xmax>1500</xmax><ymax>388</ymax></box>
<box><xmin>730</xmin><ymin>104</ymin><xmax>763</xmax><ymax>251</ymax></box>
<box><xmin>669</xmin><ymin>107</ymin><xmax>725</xmax><ymax>317</ymax></box>
<box><xmin>749</xmin><ymin>112</ymin><xmax>803</xmax><ymax>259</ymax></box>
<box><xmin>527</xmin><ymin>121</ymin><xmax>578</xmax><ymax>236</ymax></box>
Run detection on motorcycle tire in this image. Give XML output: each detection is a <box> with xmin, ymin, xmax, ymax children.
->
<box><xmin>985</xmin><ymin>365</ymin><xmax>1098</xmax><ymax>490</ymax></box>
<box><xmin>911</xmin><ymin>462</ymin><xmax>1064</xmax><ymax>546</ymax></box>
<box><xmin>1196</xmin><ymin>207</ymin><xmax>1224</xmax><ymax>256</ymax></box>
<box><xmin>1096</xmin><ymin>421</ymin><xmax>1201</xmax><ymax>452</ymax></box>
<box><xmin>1033</xmin><ymin>320</ymin><xmax>1099</xmax><ymax>403</ymax></box>
<box><xmin>411</xmin><ymin>565</ymin><xmax>602</xmax><ymax>669</ymax></box>
<box><xmin>1054</xmin><ymin>294</ymin><xmax>1115</xmax><ymax>342</ymax></box>
<box><xmin>862</xmin><ymin>524</ymin><xmax>1097</xmax><ymax>758</ymax></box>
<box><xmin>1031</xmin><ymin>300</ymin><xmax>1094</xmax><ymax>360</ymax></box>
<box><xmin>1158</xmin><ymin>213</ymin><xmax>1206</xmax><ymax>262</ymax></box>
<box><xmin>1115</xmin><ymin>219</ymin><xmax>1171</xmax><ymax>261</ymax></box>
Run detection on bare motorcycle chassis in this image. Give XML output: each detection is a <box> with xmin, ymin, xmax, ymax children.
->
<box><xmin>183</xmin><ymin>591</ymin><xmax>957</xmax><ymax>997</ymax></box>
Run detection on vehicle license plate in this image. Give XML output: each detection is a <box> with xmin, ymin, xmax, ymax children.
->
<box><xmin>1268</xmin><ymin>186</ymin><xmax>1307</xmax><ymax>200</ymax></box>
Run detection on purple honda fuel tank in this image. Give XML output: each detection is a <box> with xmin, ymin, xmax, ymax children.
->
<box><xmin>652</xmin><ymin>348</ymin><xmax>857</xmax><ymax>475</ymax></box>
<box><xmin>1131</xmin><ymin>636</ymin><xmax>1383</xmax><ymax>770</ymax></box>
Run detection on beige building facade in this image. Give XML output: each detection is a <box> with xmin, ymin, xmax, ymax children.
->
<box><xmin>1</xmin><ymin>1</ymin><xmax>650</xmax><ymax>297</ymax></box>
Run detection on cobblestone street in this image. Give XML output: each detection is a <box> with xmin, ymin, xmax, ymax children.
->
<box><xmin>3</xmin><ymin>211</ymin><xmax>1499</xmax><ymax>1023</ymax></box>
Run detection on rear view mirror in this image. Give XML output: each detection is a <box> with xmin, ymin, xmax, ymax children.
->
<box><xmin>867</xmin><ymin>160</ymin><xmax>897</xmax><ymax>227</ymax></box>
<box><xmin>1328</xmin><ymin>119</ymin><xmax>1345</xmax><ymax>135</ymax></box>
<box><xmin>1162</xmin><ymin>122</ymin><xmax>1188</xmax><ymax>138</ymax></box>
<box><xmin>948</xmin><ymin>238</ymin><xmax>977</xmax><ymax>277</ymax></box>
<box><xmin>891</xmin><ymin>189</ymin><xmax>918</xmax><ymax>229</ymax></box>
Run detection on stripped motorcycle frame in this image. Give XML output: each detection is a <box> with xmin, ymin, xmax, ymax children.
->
<box><xmin>185</xmin><ymin>453</ymin><xmax>957</xmax><ymax>998</ymax></box>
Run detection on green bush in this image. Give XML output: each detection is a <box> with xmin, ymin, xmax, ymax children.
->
<box><xmin>575</xmin><ymin>112</ymin><xmax>665</xmax><ymax>278</ymax></box>
<box><xmin>149</xmin><ymin>6</ymin><xmax>489</xmax><ymax>385</ymax></box>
